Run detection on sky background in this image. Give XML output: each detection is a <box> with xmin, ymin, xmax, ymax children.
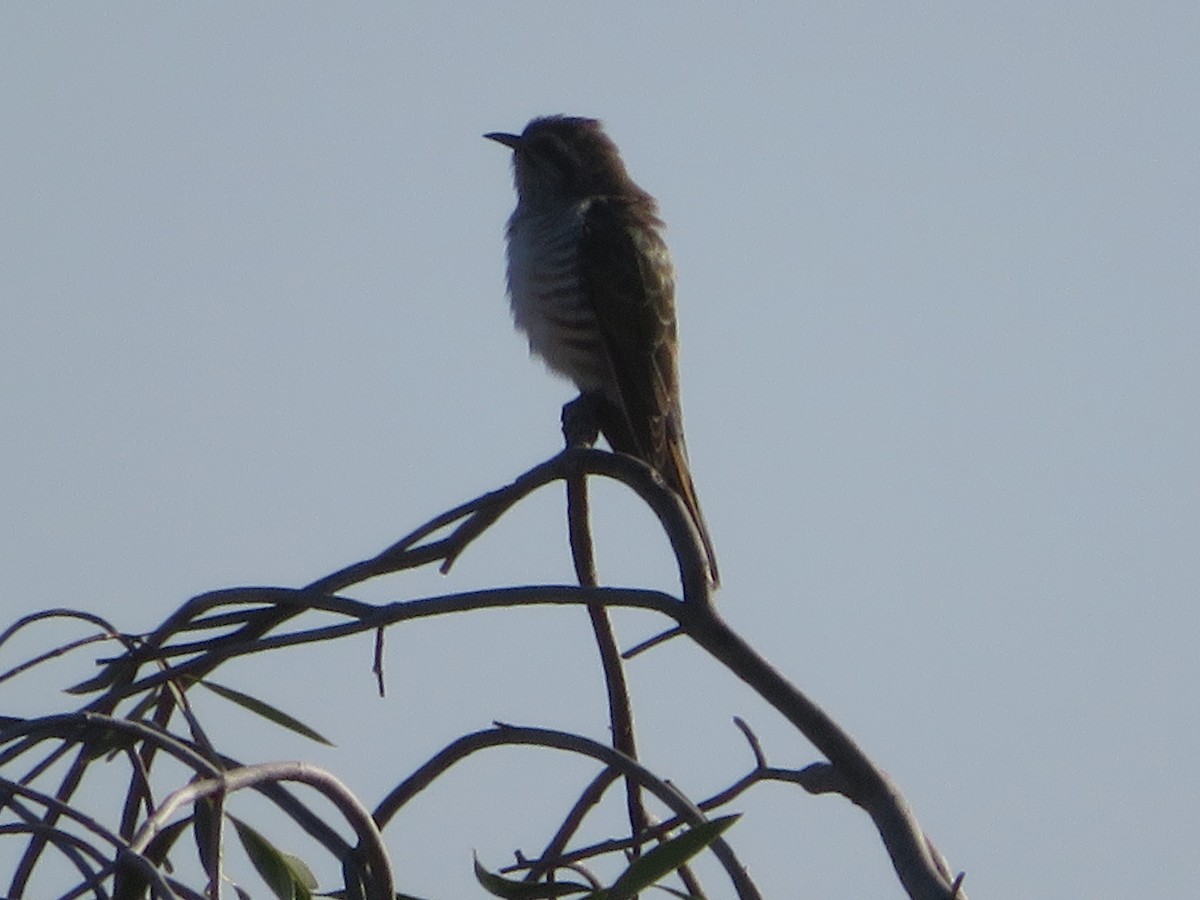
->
<box><xmin>2</xmin><ymin>3</ymin><xmax>1198</xmax><ymax>897</ymax></box>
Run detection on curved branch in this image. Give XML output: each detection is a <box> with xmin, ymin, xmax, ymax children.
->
<box><xmin>372</xmin><ymin>724</ymin><xmax>761</xmax><ymax>900</ymax></box>
<box><xmin>75</xmin><ymin>449</ymin><xmax>705</xmax><ymax>703</ymax></box>
<box><xmin>31</xmin><ymin>448</ymin><xmax>966</xmax><ymax>899</ymax></box>
<box><xmin>0</xmin><ymin>774</ymin><xmax>182</xmax><ymax>899</ymax></box>
<box><xmin>130</xmin><ymin>761</ymin><xmax>393</xmax><ymax>900</ymax></box>
<box><xmin>313</xmin><ymin>448</ymin><xmax>712</xmax><ymax>601</ymax></box>
<box><xmin>100</xmin><ymin>585</ymin><xmax>680</xmax><ymax>699</ymax></box>
<box><xmin>523</xmin><ymin>767</ymin><xmax>620</xmax><ymax>882</ymax></box>
<box><xmin>674</xmin><ymin>601</ymin><xmax>965</xmax><ymax>899</ymax></box>
<box><xmin>1</xmin><ymin>714</ymin><xmax>366</xmax><ymax>892</ymax></box>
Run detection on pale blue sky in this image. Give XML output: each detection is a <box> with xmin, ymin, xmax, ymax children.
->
<box><xmin>2</xmin><ymin>4</ymin><xmax>1197</xmax><ymax>897</ymax></box>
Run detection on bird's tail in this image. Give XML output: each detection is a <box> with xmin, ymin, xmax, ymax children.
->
<box><xmin>592</xmin><ymin>393</ymin><xmax>719</xmax><ymax>586</ymax></box>
<box><xmin>664</xmin><ymin>439</ymin><xmax>720</xmax><ymax>587</ymax></box>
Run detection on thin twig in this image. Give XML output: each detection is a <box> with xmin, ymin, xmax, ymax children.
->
<box><xmin>130</xmin><ymin>762</ymin><xmax>394</xmax><ymax>900</ymax></box>
<box><xmin>523</xmin><ymin>767</ymin><xmax>620</xmax><ymax>882</ymax></box>
<box><xmin>101</xmin><ymin>586</ymin><xmax>680</xmax><ymax>700</ymax></box>
<box><xmin>621</xmin><ymin>626</ymin><xmax>683</xmax><ymax>660</ymax></box>
<box><xmin>674</xmin><ymin>599</ymin><xmax>966</xmax><ymax>900</ymax></box>
<box><xmin>372</xmin><ymin>724</ymin><xmax>761</xmax><ymax>900</ymax></box>
<box><xmin>564</xmin><ymin>450</ymin><xmax>649</xmax><ymax>857</ymax></box>
<box><xmin>6</xmin><ymin>448</ymin><xmax>967</xmax><ymax>900</ymax></box>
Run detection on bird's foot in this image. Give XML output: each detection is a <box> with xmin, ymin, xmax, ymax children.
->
<box><xmin>561</xmin><ymin>393</ymin><xmax>602</xmax><ymax>449</ymax></box>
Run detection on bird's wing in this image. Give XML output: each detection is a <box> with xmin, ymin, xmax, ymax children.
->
<box><xmin>577</xmin><ymin>196</ymin><xmax>678</xmax><ymax>472</ymax></box>
<box><xmin>579</xmin><ymin>196</ymin><xmax>720</xmax><ymax>585</ymax></box>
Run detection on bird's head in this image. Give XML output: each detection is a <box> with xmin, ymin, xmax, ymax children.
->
<box><xmin>485</xmin><ymin>116</ymin><xmax>644</xmax><ymax>206</ymax></box>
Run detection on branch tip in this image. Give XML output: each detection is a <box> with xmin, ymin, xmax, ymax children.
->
<box><xmin>732</xmin><ymin>717</ymin><xmax>767</xmax><ymax>769</ymax></box>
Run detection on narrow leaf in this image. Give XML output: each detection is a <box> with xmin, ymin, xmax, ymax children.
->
<box><xmin>232</xmin><ymin>815</ymin><xmax>313</xmax><ymax>900</ymax></box>
<box><xmin>608</xmin><ymin>815</ymin><xmax>739</xmax><ymax>898</ymax></box>
<box><xmin>473</xmin><ymin>854</ymin><xmax>590</xmax><ymax>899</ymax></box>
<box><xmin>284</xmin><ymin>851</ymin><xmax>319</xmax><ymax>890</ymax></box>
<box><xmin>201</xmin><ymin>678</ymin><xmax>334</xmax><ymax>745</ymax></box>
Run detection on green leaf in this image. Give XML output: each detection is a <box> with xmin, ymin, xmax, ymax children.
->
<box><xmin>114</xmin><ymin>815</ymin><xmax>192</xmax><ymax>900</ymax></box>
<box><xmin>606</xmin><ymin>815</ymin><xmax>739</xmax><ymax>898</ymax></box>
<box><xmin>232</xmin><ymin>815</ymin><xmax>315</xmax><ymax>900</ymax></box>
<box><xmin>284</xmin><ymin>852</ymin><xmax>319</xmax><ymax>890</ymax></box>
<box><xmin>200</xmin><ymin>678</ymin><xmax>334</xmax><ymax>745</ymax></box>
<box><xmin>473</xmin><ymin>854</ymin><xmax>591</xmax><ymax>899</ymax></box>
<box><xmin>193</xmin><ymin>796</ymin><xmax>221</xmax><ymax>879</ymax></box>
<box><xmin>142</xmin><ymin>814</ymin><xmax>192</xmax><ymax>865</ymax></box>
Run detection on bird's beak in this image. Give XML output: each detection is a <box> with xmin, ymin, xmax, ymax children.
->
<box><xmin>484</xmin><ymin>131</ymin><xmax>522</xmax><ymax>150</ymax></box>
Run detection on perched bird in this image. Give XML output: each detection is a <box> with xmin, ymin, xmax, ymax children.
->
<box><xmin>485</xmin><ymin>115</ymin><xmax>718</xmax><ymax>585</ymax></box>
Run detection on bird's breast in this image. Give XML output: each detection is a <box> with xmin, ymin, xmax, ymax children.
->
<box><xmin>505</xmin><ymin>203</ymin><xmax>608</xmax><ymax>392</ymax></box>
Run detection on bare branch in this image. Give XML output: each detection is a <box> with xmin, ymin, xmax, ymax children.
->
<box><xmin>3</xmin><ymin>448</ymin><xmax>969</xmax><ymax>899</ymax></box>
<box><xmin>523</xmin><ymin>767</ymin><xmax>620</xmax><ymax>882</ymax></box>
<box><xmin>372</xmin><ymin>724</ymin><xmax>761</xmax><ymax>900</ymax></box>
<box><xmin>565</xmin><ymin>456</ymin><xmax>649</xmax><ymax>857</ymax></box>
<box><xmin>130</xmin><ymin>761</ymin><xmax>393</xmax><ymax>900</ymax></box>
<box><xmin>675</xmin><ymin>600</ymin><xmax>966</xmax><ymax>899</ymax></box>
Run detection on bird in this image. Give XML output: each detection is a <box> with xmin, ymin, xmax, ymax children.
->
<box><xmin>485</xmin><ymin>115</ymin><xmax>718</xmax><ymax>585</ymax></box>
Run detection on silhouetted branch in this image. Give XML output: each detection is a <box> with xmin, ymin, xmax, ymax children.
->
<box><xmin>0</xmin><ymin>609</ymin><xmax>134</xmax><ymax>687</ymax></box>
<box><xmin>1</xmin><ymin>712</ymin><xmax>383</xmax><ymax>898</ymax></box>
<box><xmin>130</xmin><ymin>761</ymin><xmax>393</xmax><ymax>900</ymax></box>
<box><xmin>2</xmin><ymin>448</ymin><xmax>968</xmax><ymax>898</ymax></box>
<box><xmin>372</xmin><ymin>723</ymin><xmax>761</xmax><ymax>900</ymax></box>
<box><xmin>564</xmin><ymin>452</ymin><xmax>649</xmax><ymax>859</ymax></box>
<box><xmin>93</xmin><ymin>585</ymin><xmax>677</xmax><ymax>701</ymax></box>
<box><xmin>674</xmin><ymin>596</ymin><xmax>966</xmax><ymax>899</ymax></box>
<box><xmin>522</xmin><ymin>766</ymin><xmax>619</xmax><ymax>882</ymax></box>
